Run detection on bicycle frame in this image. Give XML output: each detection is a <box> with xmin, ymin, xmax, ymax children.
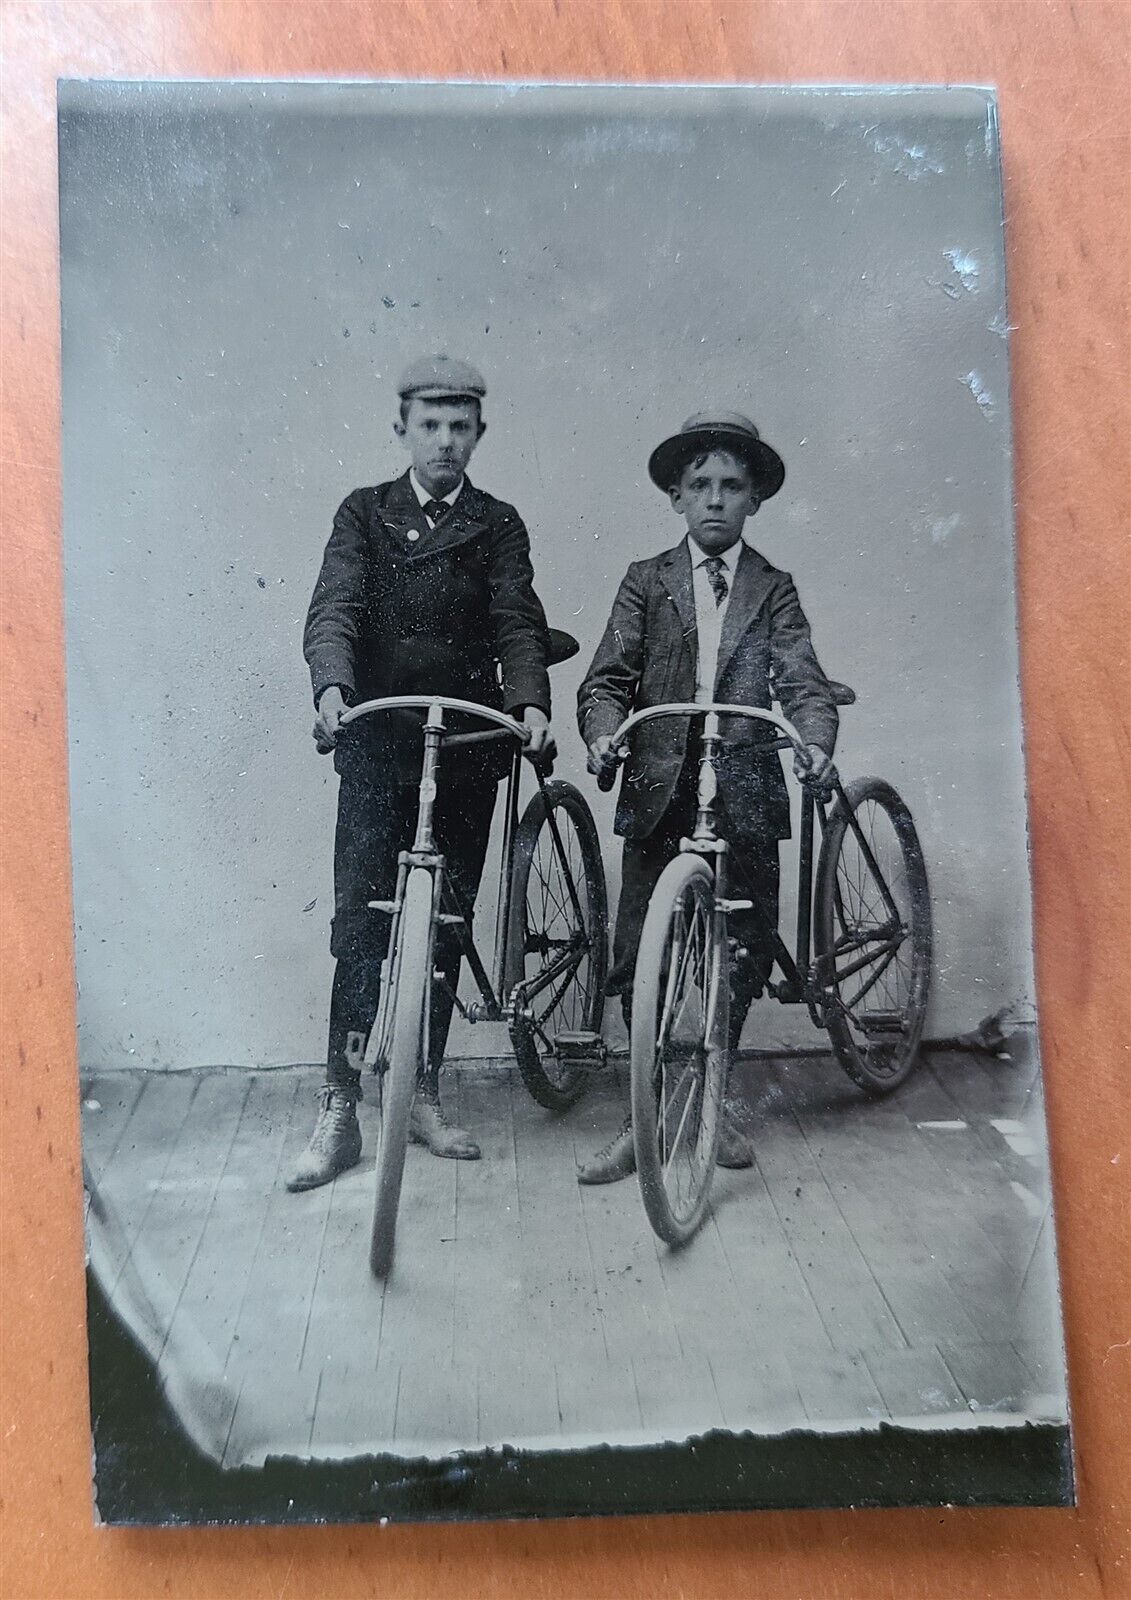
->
<box><xmin>607</xmin><ymin>703</ymin><xmax>908</xmax><ymax>1027</ymax></box>
<box><xmin>338</xmin><ymin>695</ymin><xmax>592</xmax><ymax>1053</ymax></box>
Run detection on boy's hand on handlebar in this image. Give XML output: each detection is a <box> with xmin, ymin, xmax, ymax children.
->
<box><xmin>522</xmin><ymin>706</ymin><xmax>556</xmax><ymax>771</ymax></box>
<box><xmin>794</xmin><ymin>743</ymin><xmax>833</xmax><ymax>785</ymax></box>
<box><xmin>587</xmin><ymin>735</ymin><xmax>621</xmax><ymax>790</ymax></box>
<box><xmin>313</xmin><ymin>686</ymin><xmax>346</xmax><ymax>754</ymax></box>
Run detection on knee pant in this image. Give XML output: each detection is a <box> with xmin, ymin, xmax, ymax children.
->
<box><xmin>327</xmin><ymin>748</ymin><xmax>498</xmax><ymax>1077</ymax></box>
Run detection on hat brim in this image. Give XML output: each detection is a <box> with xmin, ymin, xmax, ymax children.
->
<box><xmin>401</xmin><ymin>387</ymin><xmax>485</xmax><ymax>402</ymax></box>
<box><xmin>648</xmin><ymin>428</ymin><xmax>785</xmax><ymax>500</ymax></box>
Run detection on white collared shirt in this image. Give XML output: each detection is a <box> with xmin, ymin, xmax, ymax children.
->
<box><xmin>687</xmin><ymin>535</ymin><xmax>743</xmax><ymax>704</ymax></box>
<box><xmin>409</xmin><ymin>470</ymin><xmax>464</xmax><ymax>540</ymax></box>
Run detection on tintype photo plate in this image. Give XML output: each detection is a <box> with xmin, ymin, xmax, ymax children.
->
<box><xmin>59</xmin><ymin>80</ymin><xmax>1071</xmax><ymax>1525</ymax></box>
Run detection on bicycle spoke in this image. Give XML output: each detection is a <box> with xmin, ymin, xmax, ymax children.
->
<box><xmin>655</xmin><ymin>888</ymin><xmax>712</xmax><ymax>1201</ymax></box>
<box><xmin>841</xmin><ymin>942</ymin><xmax>901</xmax><ymax>1014</ymax></box>
<box><xmin>658</xmin><ymin>909</ymin><xmax>695</xmax><ymax>1052</ymax></box>
<box><xmin>662</xmin><ymin>1073</ymin><xmax>701</xmax><ymax>1189</ymax></box>
<box><xmin>658</xmin><ymin>1053</ymin><xmax>697</xmax><ymax>1169</ymax></box>
<box><xmin>532</xmin><ymin>847</ymin><xmax>570</xmax><ymax>928</ymax></box>
<box><xmin>531</xmin><ymin>952</ymin><xmax>584</xmax><ymax>1028</ymax></box>
<box><xmin>515</xmin><ymin>803</ymin><xmax>601</xmax><ymax>1081</ymax></box>
<box><xmin>671</xmin><ymin>907</ymin><xmax>707</xmax><ymax>1038</ymax></box>
<box><xmin>818</xmin><ymin>782</ymin><xmax>930</xmax><ymax>1092</ymax></box>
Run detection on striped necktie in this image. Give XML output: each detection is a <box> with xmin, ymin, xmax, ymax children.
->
<box><xmin>701</xmin><ymin>555</ymin><xmax>729</xmax><ymax>607</ymax></box>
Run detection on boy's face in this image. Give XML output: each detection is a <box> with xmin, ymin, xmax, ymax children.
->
<box><xmin>669</xmin><ymin>449</ymin><xmax>759</xmax><ymax>554</ymax></box>
<box><xmin>395</xmin><ymin>397</ymin><xmax>485</xmax><ymax>496</ymax></box>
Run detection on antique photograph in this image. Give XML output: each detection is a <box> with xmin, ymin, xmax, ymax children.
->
<box><xmin>59</xmin><ymin>80</ymin><xmax>1071</xmax><ymax>1523</ymax></box>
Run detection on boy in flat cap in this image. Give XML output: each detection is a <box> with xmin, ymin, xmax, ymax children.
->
<box><xmin>289</xmin><ymin>355</ymin><xmax>554</xmax><ymax>1191</ymax></box>
<box><xmin>576</xmin><ymin>412</ymin><xmax>838</xmax><ymax>1184</ymax></box>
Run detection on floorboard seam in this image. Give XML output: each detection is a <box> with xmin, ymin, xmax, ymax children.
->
<box><xmin>106</xmin><ymin>1075</ymin><xmax>203</xmax><ymax>1300</ymax></box>
<box><xmin>221</xmin><ymin>1075</ymin><xmax>303</xmax><ymax>1374</ymax></box>
<box><xmin>786</xmin><ymin>1101</ymin><xmax>912</xmax><ymax>1350</ymax></box>
<box><xmin>158</xmin><ymin>1074</ymin><xmax>254</xmax><ymax>1364</ymax></box>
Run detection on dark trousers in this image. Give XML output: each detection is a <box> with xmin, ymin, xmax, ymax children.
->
<box><xmin>609</xmin><ymin>757</ymin><xmax>780</xmax><ymax>1052</ymax></box>
<box><xmin>326</xmin><ymin>745</ymin><xmax>498</xmax><ymax>1091</ymax></box>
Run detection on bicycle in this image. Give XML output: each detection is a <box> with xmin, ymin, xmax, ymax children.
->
<box><xmin>340</xmin><ymin>643</ymin><xmax>608</xmax><ymax>1277</ymax></box>
<box><xmin>598</xmin><ymin>688</ymin><xmax>932</xmax><ymax>1245</ymax></box>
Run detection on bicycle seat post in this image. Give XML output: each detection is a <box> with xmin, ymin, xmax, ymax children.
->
<box><xmin>411</xmin><ymin>700</ymin><xmax>446</xmax><ymax>855</ymax></box>
<box><xmin>692</xmin><ymin>711</ymin><xmax>722</xmax><ymax>845</ymax></box>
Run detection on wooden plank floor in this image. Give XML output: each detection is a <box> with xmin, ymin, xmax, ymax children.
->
<box><xmin>80</xmin><ymin>1037</ymin><xmax>1068</xmax><ymax>1467</ymax></box>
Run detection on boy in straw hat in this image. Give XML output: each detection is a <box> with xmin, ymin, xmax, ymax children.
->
<box><xmin>577</xmin><ymin>412</ymin><xmax>839</xmax><ymax>1184</ymax></box>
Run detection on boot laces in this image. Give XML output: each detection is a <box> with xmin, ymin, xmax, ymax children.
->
<box><xmin>591</xmin><ymin>1114</ymin><xmax>633</xmax><ymax>1162</ymax></box>
<box><xmin>309</xmin><ymin>1085</ymin><xmax>356</xmax><ymax>1152</ymax></box>
<box><xmin>417</xmin><ymin>1084</ymin><xmax>457</xmax><ymax>1129</ymax></box>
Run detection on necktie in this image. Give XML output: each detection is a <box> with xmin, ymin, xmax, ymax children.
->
<box><xmin>423</xmin><ymin>498</ymin><xmax>450</xmax><ymax>526</ymax></box>
<box><xmin>702</xmin><ymin>555</ymin><xmax>729</xmax><ymax>607</ymax></box>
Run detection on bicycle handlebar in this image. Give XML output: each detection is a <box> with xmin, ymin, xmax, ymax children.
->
<box><xmin>340</xmin><ymin>695</ymin><xmax>529</xmax><ymax>746</ymax></box>
<box><xmin>595</xmin><ymin>702</ymin><xmax>811</xmax><ymax>791</ymax></box>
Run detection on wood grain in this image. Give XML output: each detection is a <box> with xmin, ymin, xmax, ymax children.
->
<box><xmin>2</xmin><ymin>1</ymin><xmax>1128</xmax><ymax>1595</ymax></box>
<box><xmin>79</xmin><ymin>1057</ymin><xmax>1060</xmax><ymax>1461</ymax></box>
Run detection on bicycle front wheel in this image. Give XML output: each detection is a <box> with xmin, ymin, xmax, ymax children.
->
<box><xmin>631</xmin><ymin>854</ymin><xmax>728</xmax><ymax>1245</ymax></box>
<box><xmin>369</xmin><ymin>866</ymin><xmax>433</xmax><ymax>1277</ymax></box>
<box><xmin>814</xmin><ymin>776</ymin><xmax>932</xmax><ymax>1094</ymax></box>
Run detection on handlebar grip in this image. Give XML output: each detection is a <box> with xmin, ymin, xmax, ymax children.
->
<box><xmin>597</xmin><ymin>765</ymin><xmax>618</xmax><ymax>793</ymax></box>
<box><xmin>445</xmin><ymin>727</ymin><xmax>514</xmax><ymax>749</ymax></box>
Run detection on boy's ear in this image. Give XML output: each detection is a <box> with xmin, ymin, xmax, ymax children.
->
<box><xmin>393</xmin><ymin>416</ymin><xmax>407</xmax><ymax>440</ymax></box>
<box><xmin>667</xmin><ymin>485</ymin><xmax>683</xmax><ymax>513</ymax></box>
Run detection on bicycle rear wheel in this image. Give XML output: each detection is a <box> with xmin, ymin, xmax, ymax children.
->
<box><xmin>507</xmin><ymin>780</ymin><xmax>608</xmax><ymax>1111</ymax></box>
<box><xmin>369</xmin><ymin>866</ymin><xmax>434</xmax><ymax>1277</ymax></box>
<box><xmin>631</xmin><ymin>854</ymin><xmax>728</xmax><ymax>1245</ymax></box>
<box><xmin>814</xmin><ymin>776</ymin><xmax>932</xmax><ymax>1094</ymax></box>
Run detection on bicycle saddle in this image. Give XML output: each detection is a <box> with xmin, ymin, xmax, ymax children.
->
<box><xmin>828</xmin><ymin>680</ymin><xmax>856</xmax><ymax>706</ymax></box>
<box><xmin>547</xmin><ymin>628</ymin><xmax>581</xmax><ymax>667</ymax></box>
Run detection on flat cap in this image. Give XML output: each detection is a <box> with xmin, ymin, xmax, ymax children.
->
<box><xmin>396</xmin><ymin>353</ymin><xmax>487</xmax><ymax>401</ymax></box>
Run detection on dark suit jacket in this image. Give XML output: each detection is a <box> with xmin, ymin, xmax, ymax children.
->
<box><xmin>577</xmin><ymin>540</ymin><xmax>838</xmax><ymax>841</ymax></box>
<box><xmin>305</xmin><ymin>471</ymin><xmax>551</xmax><ymax>781</ymax></box>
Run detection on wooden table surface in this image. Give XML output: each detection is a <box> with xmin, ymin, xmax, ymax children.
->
<box><xmin>2</xmin><ymin>2</ymin><xmax>1128</xmax><ymax>1595</ymax></box>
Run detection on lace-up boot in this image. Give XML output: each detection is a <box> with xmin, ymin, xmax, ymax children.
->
<box><xmin>409</xmin><ymin>1075</ymin><xmax>480</xmax><ymax>1160</ymax></box>
<box><xmin>285</xmin><ymin>1084</ymin><xmax>362</xmax><ymax>1192</ymax></box>
<box><xmin>716</xmin><ymin>1101</ymin><xmax>754</xmax><ymax>1168</ymax></box>
<box><xmin>577</xmin><ymin>1115</ymin><xmax>636</xmax><ymax>1185</ymax></box>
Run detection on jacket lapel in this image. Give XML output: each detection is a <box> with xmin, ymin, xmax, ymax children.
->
<box><xmin>376</xmin><ymin>472</ymin><xmax>489</xmax><ymax>557</ymax></box>
<box><xmin>376</xmin><ymin>471</ymin><xmax>431</xmax><ymax>542</ymax></box>
<box><xmin>421</xmin><ymin>481</ymin><xmax>490</xmax><ymax>558</ymax></box>
<box><xmin>657</xmin><ymin>542</ymin><xmax>697</xmax><ymax>644</ymax></box>
<box><xmin>714</xmin><ymin>544</ymin><xmax>776</xmax><ymax>688</ymax></box>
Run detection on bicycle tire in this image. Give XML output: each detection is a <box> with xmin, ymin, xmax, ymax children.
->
<box><xmin>814</xmin><ymin>775</ymin><xmax>932</xmax><ymax>1095</ymax></box>
<box><xmin>506</xmin><ymin>780</ymin><xmax>608</xmax><ymax>1111</ymax></box>
<box><xmin>631</xmin><ymin>853</ymin><xmax>728</xmax><ymax>1245</ymax></box>
<box><xmin>369</xmin><ymin>866</ymin><xmax>433</xmax><ymax>1277</ymax></box>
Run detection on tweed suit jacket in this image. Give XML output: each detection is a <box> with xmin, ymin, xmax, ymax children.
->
<box><xmin>577</xmin><ymin>539</ymin><xmax>838</xmax><ymax>841</ymax></box>
<box><xmin>305</xmin><ymin>471</ymin><xmax>551</xmax><ymax>782</ymax></box>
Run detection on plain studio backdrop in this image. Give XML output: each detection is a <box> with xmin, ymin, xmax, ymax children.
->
<box><xmin>59</xmin><ymin>81</ymin><xmax>1033</xmax><ymax>1071</ymax></box>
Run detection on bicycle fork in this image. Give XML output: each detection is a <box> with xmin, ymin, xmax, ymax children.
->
<box><xmin>362</xmin><ymin>702</ymin><xmax>449</xmax><ymax>1075</ymax></box>
<box><xmin>678</xmin><ymin>711</ymin><xmax>733</xmax><ymax>1055</ymax></box>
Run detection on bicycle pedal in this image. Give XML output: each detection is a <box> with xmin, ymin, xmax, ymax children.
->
<box><xmin>859</xmin><ymin>1009</ymin><xmax>908</xmax><ymax>1035</ymax></box>
<box><xmin>552</xmin><ymin>1031</ymin><xmax>608</xmax><ymax>1067</ymax></box>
